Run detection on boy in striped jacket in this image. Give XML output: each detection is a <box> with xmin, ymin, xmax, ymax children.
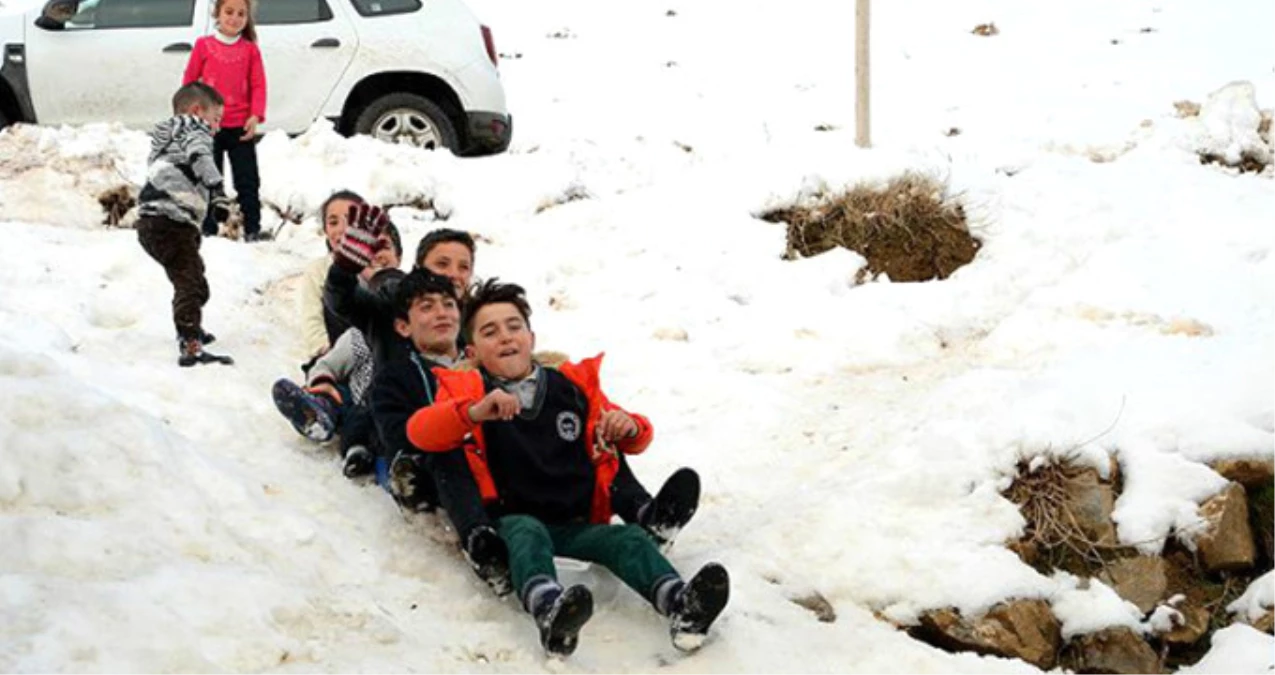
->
<box><xmin>136</xmin><ymin>82</ymin><xmax>234</xmax><ymax>366</ymax></box>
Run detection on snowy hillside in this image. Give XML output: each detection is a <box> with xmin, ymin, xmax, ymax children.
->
<box><xmin>1</xmin><ymin>0</ymin><xmax>1272</xmax><ymax>672</ymax></box>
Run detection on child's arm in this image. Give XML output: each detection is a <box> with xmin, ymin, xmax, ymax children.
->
<box><xmin>181</xmin><ymin>38</ymin><xmax>206</xmax><ymax>85</ymax></box>
<box><xmin>248</xmin><ymin>43</ymin><xmax>267</xmax><ymax>124</ymax></box>
<box><xmin>298</xmin><ymin>258</ymin><xmax>331</xmax><ymax>358</ymax></box>
<box><xmin>322</xmin><ymin>262</ymin><xmax>380</xmax><ymax>329</ymax></box>
<box><xmin>598</xmin><ymin>392</ymin><xmax>654</xmax><ymax>455</ymax></box>
<box><xmin>406</xmin><ymin>395</ymin><xmax>477</xmax><ymax>452</ymax></box>
<box><xmin>183</xmin><ymin>129</ymin><xmax>224</xmax><ymax>190</ymax></box>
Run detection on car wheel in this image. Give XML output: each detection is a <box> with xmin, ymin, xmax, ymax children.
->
<box><xmin>354</xmin><ymin>93</ymin><xmax>458</xmax><ymax>153</ymax></box>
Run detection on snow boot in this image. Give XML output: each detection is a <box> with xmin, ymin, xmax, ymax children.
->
<box><xmin>533</xmin><ymin>584</ymin><xmax>593</xmax><ymax>658</ymax></box>
<box><xmin>178</xmin><ymin>336</ymin><xmax>233</xmax><ymax>367</ymax></box>
<box><xmin>271</xmin><ymin>378</ymin><xmax>337</xmax><ymax>442</ymax></box>
<box><xmin>464</xmin><ymin>525</ymin><xmax>512</xmax><ymax>596</ymax></box>
<box><xmin>641</xmin><ymin>467</ymin><xmax>700</xmax><ymax>549</ymax></box>
<box><xmin>667</xmin><ymin>562</ymin><xmax>730</xmax><ymax>653</ymax></box>
<box><xmin>342</xmin><ymin>444</ymin><xmax>374</xmax><ymax>478</ymax></box>
<box><xmin>389</xmin><ymin>450</ymin><xmax>436</xmax><ymax>512</ymax></box>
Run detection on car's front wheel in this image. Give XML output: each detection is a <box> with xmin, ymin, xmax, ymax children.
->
<box><xmin>354</xmin><ymin>93</ymin><xmax>458</xmax><ymax>153</ymax></box>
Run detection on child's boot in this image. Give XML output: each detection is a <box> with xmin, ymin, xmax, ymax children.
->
<box><xmin>640</xmin><ymin>467</ymin><xmax>700</xmax><ymax>549</ymax></box>
<box><xmin>342</xmin><ymin>444</ymin><xmax>373</xmax><ymax>478</ymax></box>
<box><xmin>463</xmin><ymin>525</ymin><xmax>512</xmax><ymax>596</ymax></box>
<box><xmin>178</xmin><ymin>336</ymin><xmax>233</xmax><ymax>367</ymax></box>
<box><xmin>532</xmin><ymin>584</ymin><xmax>593</xmax><ymax>658</ymax></box>
<box><xmin>666</xmin><ymin>562</ymin><xmax>730</xmax><ymax>653</ymax></box>
<box><xmin>271</xmin><ymin>379</ymin><xmax>337</xmax><ymax>442</ymax></box>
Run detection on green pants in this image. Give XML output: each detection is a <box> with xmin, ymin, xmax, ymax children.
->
<box><xmin>498</xmin><ymin>514</ymin><xmax>678</xmax><ymax>609</ymax></box>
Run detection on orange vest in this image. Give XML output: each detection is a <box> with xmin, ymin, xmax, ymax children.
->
<box><xmin>406</xmin><ymin>354</ymin><xmax>653</xmax><ymax>524</ymax></box>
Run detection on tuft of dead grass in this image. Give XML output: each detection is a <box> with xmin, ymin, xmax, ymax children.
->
<box><xmin>96</xmin><ymin>185</ymin><xmax>136</xmax><ymax>227</ymax></box>
<box><xmin>972</xmin><ymin>22</ymin><xmax>999</xmax><ymax>36</ymax></box>
<box><xmin>762</xmin><ymin>172</ymin><xmax>980</xmax><ymax>282</ymax></box>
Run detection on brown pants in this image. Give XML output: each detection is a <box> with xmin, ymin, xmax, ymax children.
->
<box><xmin>137</xmin><ymin>215</ymin><xmax>210</xmax><ymax>340</ymax></box>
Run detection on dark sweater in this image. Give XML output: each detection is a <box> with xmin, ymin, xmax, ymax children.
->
<box><xmin>323</xmin><ymin>264</ymin><xmax>408</xmax><ymax>371</ymax></box>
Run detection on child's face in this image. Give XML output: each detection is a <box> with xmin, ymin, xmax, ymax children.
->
<box><xmin>394</xmin><ymin>293</ymin><xmax>460</xmax><ymax>355</ymax></box>
<box><xmin>370</xmin><ymin>234</ymin><xmax>400</xmax><ymax>271</ymax></box>
<box><xmin>468</xmin><ymin>302</ymin><xmax>534</xmax><ymax>379</ymax></box>
<box><xmin>420</xmin><ymin>242</ymin><xmax>473</xmax><ymax>299</ymax></box>
<box><xmin>217</xmin><ymin>0</ymin><xmax>249</xmax><ymax>37</ymax></box>
<box><xmin>191</xmin><ymin>103</ymin><xmax>223</xmax><ymax>131</ymax></box>
<box><xmin>323</xmin><ymin>199</ymin><xmax>357</xmax><ymax>250</ymax></box>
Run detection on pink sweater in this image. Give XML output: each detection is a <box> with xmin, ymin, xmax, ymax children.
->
<box><xmin>183</xmin><ymin>35</ymin><xmax>267</xmax><ymax>129</ymax></box>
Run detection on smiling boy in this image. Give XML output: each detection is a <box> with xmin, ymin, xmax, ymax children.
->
<box><xmin>405</xmin><ymin>280</ymin><xmax>730</xmax><ymax>657</ymax></box>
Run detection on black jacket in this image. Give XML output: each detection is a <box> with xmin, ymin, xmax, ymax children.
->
<box><xmin>323</xmin><ymin>264</ymin><xmax>408</xmax><ymax>370</ymax></box>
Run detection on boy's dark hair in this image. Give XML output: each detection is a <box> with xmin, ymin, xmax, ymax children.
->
<box><xmin>383</xmin><ymin>221</ymin><xmax>403</xmax><ymax>259</ymax></box>
<box><xmin>461</xmin><ymin>278</ymin><xmax>530</xmax><ymax>343</ymax></box>
<box><xmin>171</xmin><ymin>82</ymin><xmax>223</xmax><ymax>115</ymax></box>
<box><xmin>394</xmin><ymin>268</ymin><xmax>460</xmax><ymax>322</ymax></box>
<box><xmin>414</xmin><ymin>228</ymin><xmax>476</xmax><ymax>269</ymax></box>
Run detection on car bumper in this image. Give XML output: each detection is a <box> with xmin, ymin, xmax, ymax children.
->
<box><xmin>465</xmin><ymin>111</ymin><xmax>512</xmax><ymax>155</ymax></box>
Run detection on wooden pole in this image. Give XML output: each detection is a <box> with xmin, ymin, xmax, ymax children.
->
<box><xmin>855</xmin><ymin>0</ymin><xmax>871</xmax><ymax>148</ymax></box>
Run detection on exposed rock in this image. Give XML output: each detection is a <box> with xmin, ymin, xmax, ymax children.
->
<box><xmin>1196</xmin><ymin>483</ymin><xmax>1256</xmax><ymax>572</ymax></box>
<box><xmin>789</xmin><ymin>591</ymin><xmax>837</xmax><ymax>623</ymax></box>
<box><xmin>1210</xmin><ymin>457</ymin><xmax>1274</xmax><ymax>489</ymax></box>
<box><xmin>1163</xmin><ymin>603</ymin><xmax>1209</xmax><ymax>645</ymax></box>
<box><xmin>1253</xmin><ymin>611</ymin><xmax>1273</xmax><ymax>634</ymax></box>
<box><xmin>1065</xmin><ymin>469</ymin><xmax>1117</xmax><ymax>546</ymax></box>
<box><xmin>1066</xmin><ymin>627</ymin><xmax>1161</xmax><ymax>674</ymax></box>
<box><xmin>915</xmin><ymin>600</ymin><xmax>1061</xmax><ymax>670</ymax></box>
<box><xmin>1099</xmin><ymin>557</ymin><xmax>1168</xmax><ymax>614</ymax></box>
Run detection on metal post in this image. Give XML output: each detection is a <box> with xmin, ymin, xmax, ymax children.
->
<box><xmin>855</xmin><ymin>0</ymin><xmax>871</xmax><ymax>148</ymax></box>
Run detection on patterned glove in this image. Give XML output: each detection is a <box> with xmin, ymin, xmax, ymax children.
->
<box><xmin>333</xmin><ymin>203</ymin><xmax>390</xmax><ymax>274</ymax></box>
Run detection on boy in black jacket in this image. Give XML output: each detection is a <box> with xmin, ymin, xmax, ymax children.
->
<box><xmin>406</xmin><ymin>280</ymin><xmax>729</xmax><ymax>657</ymax></box>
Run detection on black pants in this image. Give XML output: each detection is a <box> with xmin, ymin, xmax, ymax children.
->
<box><xmin>428</xmin><ymin>449</ymin><xmax>654</xmax><ymax>542</ymax></box>
<box><xmin>137</xmin><ymin>215</ymin><xmax>209</xmax><ymax>340</ymax></box>
<box><xmin>202</xmin><ymin>127</ymin><xmax>261</xmax><ymax>237</ymax></box>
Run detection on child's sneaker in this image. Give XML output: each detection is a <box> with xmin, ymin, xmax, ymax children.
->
<box><xmin>177</xmin><ymin>337</ymin><xmax>233</xmax><ymax>367</ymax></box>
<box><xmin>342</xmin><ymin>444</ymin><xmax>374</xmax><ymax>478</ymax></box>
<box><xmin>271</xmin><ymin>379</ymin><xmax>337</xmax><ymax>442</ymax></box>
<box><xmin>641</xmin><ymin>467</ymin><xmax>700</xmax><ymax>549</ymax></box>
<box><xmin>534</xmin><ymin>585</ymin><xmax>593</xmax><ymax>658</ymax></box>
<box><xmin>667</xmin><ymin>563</ymin><xmax>730</xmax><ymax>653</ymax></box>
<box><xmin>463</xmin><ymin>525</ymin><xmax>512</xmax><ymax>596</ymax></box>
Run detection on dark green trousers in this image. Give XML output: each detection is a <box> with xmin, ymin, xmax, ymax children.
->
<box><xmin>498</xmin><ymin>514</ymin><xmax>678</xmax><ymax>609</ymax></box>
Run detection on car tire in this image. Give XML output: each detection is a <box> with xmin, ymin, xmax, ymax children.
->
<box><xmin>354</xmin><ymin>93</ymin><xmax>459</xmax><ymax>153</ymax></box>
<box><xmin>0</xmin><ymin>108</ymin><xmax>9</xmax><ymax>130</ymax></box>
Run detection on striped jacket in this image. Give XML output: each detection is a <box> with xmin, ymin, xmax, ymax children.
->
<box><xmin>137</xmin><ymin>115</ymin><xmax>224</xmax><ymax>227</ymax></box>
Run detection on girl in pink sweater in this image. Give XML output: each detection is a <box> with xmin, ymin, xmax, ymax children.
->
<box><xmin>183</xmin><ymin>0</ymin><xmax>269</xmax><ymax>242</ymax></box>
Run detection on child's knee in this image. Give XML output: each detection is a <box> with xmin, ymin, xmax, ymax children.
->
<box><xmin>614</xmin><ymin>524</ymin><xmax>658</xmax><ymax>552</ymax></box>
<box><xmin>499</xmin><ymin>514</ymin><xmax>550</xmax><ymax>541</ymax></box>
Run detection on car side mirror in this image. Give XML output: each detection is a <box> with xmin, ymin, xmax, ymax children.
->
<box><xmin>36</xmin><ymin>0</ymin><xmax>80</xmax><ymax>29</ymax></box>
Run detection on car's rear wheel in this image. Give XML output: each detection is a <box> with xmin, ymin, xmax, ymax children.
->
<box><xmin>354</xmin><ymin>93</ymin><xmax>458</xmax><ymax>153</ymax></box>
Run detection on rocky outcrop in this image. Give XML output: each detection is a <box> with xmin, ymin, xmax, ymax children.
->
<box><xmin>915</xmin><ymin>600</ymin><xmax>1061</xmax><ymax>670</ymax></box>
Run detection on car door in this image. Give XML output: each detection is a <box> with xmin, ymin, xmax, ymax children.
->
<box><xmin>254</xmin><ymin>0</ymin><xmax>356</xmax><ymax>133</ymax></box>
<box><xmin>25</xmin><ymin>0</ymin><xmax>210</xmax><ymax>127</ymax></box>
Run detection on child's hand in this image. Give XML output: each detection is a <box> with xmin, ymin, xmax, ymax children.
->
<box><xmin>241</xmin><ymin>117</ymin><xmax>259</xmax><ymax>140</ymax></box>
<box><xmin>332</xmin><ymin>203</ymin><xmax>390</xmax><ymax>273</ymax></box>
<box><xmin>599</xmin><ymin>409</ymin><xmax>638</xmax><ymax>442</ymax></box>
<box><xmin>306</xmin><ymin>382</ymin><xmax>343</xmax><ymax>405</ymax></box>
<box><xmin>468</xmin><ymin>390</ymin><xmax>521</xmax><ymax>422</ymax></box>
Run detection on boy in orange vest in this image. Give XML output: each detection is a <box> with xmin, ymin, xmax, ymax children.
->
<box><xmin>406</xmin><ymin>280</ymin><xmax>729</xmax><ymax>658</ymax></box>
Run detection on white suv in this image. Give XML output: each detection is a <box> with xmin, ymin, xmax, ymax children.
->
<box><xmin>0</xmin><ymin>0</ymin><xmax>511</xmax><ymax>154</ymax></box>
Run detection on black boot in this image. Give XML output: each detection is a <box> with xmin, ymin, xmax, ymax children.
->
<box><xmin>533</xmin><ymin>585</ymin><xmax>593</xmax><ymax>658</ymax></box>
<box><xmin>389</xmin><ymin>450</ymin><xmax>436</xmax><ymax>512</ymax></box>
<box><xmin>640</xmin><ymin>467</ymin><xmax>700</xmax><ymax>549</ymax></box>
<box><xmin>178</xmin><ymin>337</ymin><xmax>233</xmax><ymax>367</ymax></box>
<box><xmin>667</xmin><ymin>563</ymin><xmax>730</xmax><ymax>652</ymax></box>
<box><xmin>342</xmin><ymin>445</ymin><xmax>374</xmax><ymax>478</ymax></box>
<box><xmin>463</xmin><ymin>525</ymin><xmax>512</xmax><ymax>596</ymax></box>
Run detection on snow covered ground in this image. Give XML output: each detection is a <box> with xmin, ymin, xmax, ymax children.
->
<box><xmin>1</xmin><ymin>0</ymin><xmax>1273</xmax><ymax>671</ymax></box>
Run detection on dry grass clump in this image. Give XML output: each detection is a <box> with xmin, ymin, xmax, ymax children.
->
<box><xmin>763</xmin><ymin>173</ymin><xmax>980</xmax><ymax>282</ymax></box>
<box><xmin>96</xmin><ymin>185</ymin><xmax>136</xmax><ymax>227</ymax></box>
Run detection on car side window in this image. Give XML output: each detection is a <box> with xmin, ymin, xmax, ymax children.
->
<box><xmin>68</xmin><ymin>0</ymin><xmax>196</xmax><ymax>29</ymax></box>
<box><xmin>257</xmin><ymin>0</ymin><xmax>335</xmax><ymax>25</ymax></box>
<box><xmin>348</xmin><ymin>0</ymin><xmax>421</xmax><ymax>18</ymax></box>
